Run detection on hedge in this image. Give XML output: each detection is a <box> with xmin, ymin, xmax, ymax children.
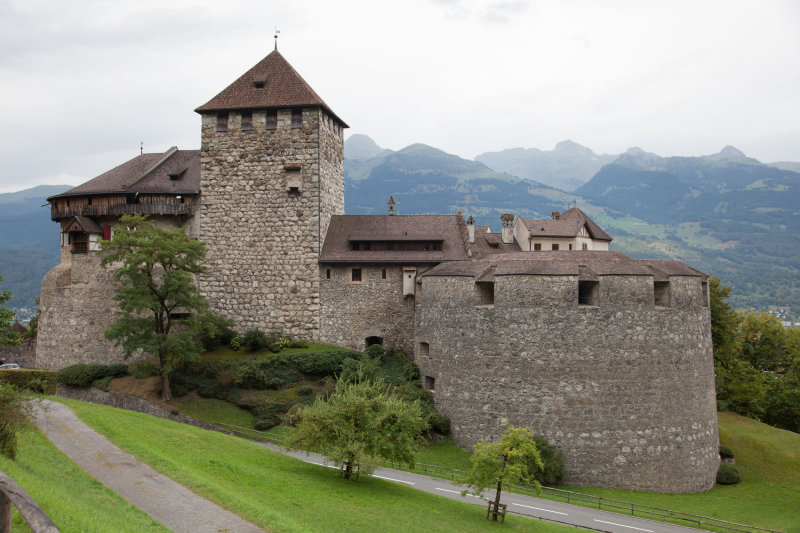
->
<box><xmin>716</xmin><ymin>463</ymin><xmax>742</xmax><ymax>485</ymax></box>
<box><xmin>57</xmin><ymin>364</ymin><xmax>128</xmax><ymax>388</ymax></box>
<box><xmin>0</xmin><ymin>369</ymin><xmax>57</xmax><ymax>394</ymax></box>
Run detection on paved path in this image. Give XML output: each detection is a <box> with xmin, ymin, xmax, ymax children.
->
<box><xmin>30</xmin><ymin>400</ymin><xmax>265</xmax><ymax>533</ymax></box>
<box><xmin>264</xmin><ymin>443</ymin><xmax>708</xmax><ymax>533</ymax></box>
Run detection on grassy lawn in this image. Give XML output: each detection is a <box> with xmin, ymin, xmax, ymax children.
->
<box><xmin>410</xmin><ymin>412</ymin><xmax>800</xmax><ymax>533</ymax></box>
<box><xmin>169</xmin><ymin>392</ymin><xmax>254</xmax><ymax>427</ymax></box>
<box><xmin>0</xmin><ymin>422</ymin><xmax>168</xmax><ymax>533</ymax></box>
<box><xmin>202</xmin><ymin>342</ymin><xmax>340</xmax><ymax>361</ymax></box>
<box><xmin>55</xmin><ymin>397</ymin><xmax>577</xmax><ymax>533</ymax></box>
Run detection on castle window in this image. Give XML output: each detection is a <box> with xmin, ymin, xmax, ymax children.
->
<box><xmin>241</xmin><ymin>112</ymin><xmax>252</xmax><ymax>131</ymax></box>
<box><xmin>552</xmin><ymin>243</ymin><xmax>559</xmax><ymax>250</ymax></box>
<box><xmin>351</xmin><ymin>268</ymin><xmax>362</xmax><ymax>283</ymax></box>
<box><xmin>216</xmin><ymin>112</ymin><xmax>229</xmax><ymax>132</ymax></box>
<box><xmin>419</xmin><ymin>342</ymin><xmax>430</xmax><ymax>358</ymax></box>
<box><xmin>533</xmin><ymin>243</ymin><xmax>541</xmax><ymax>251</ymax></box>
<box><xmin>326</xmin><ymin>268</ymin><xmax>331</xmax><ymax>279</ymax></box>
<box><xmin>126</xmin><ymin>193</ymin><xmax>139</xmax><ymax>205</ymax></box>
<box><xmin>266</xmin><ymin>110</ymin><xmax>277</xmax><ymax>130</ymax></box>
<box><xmin>582</xmin><ymin>243</ymin><xmax>588</xmax><ymax>250</ymax></box>
<box><xmin>654</xmin><ymin>281</ymin><xmax>671</xmax><ymax>307</ymax></box>
<box><xmin>578</xmin><ymin>280</ymin><xmax>599</xmax><ymax>306</ymax></box>
<box><xmin>476</xmin><ymin>281</ymin><xmax>494</xmax><ymax>305</ymax></box>
<box><xmin>291</xmin><ymin>108</ymin><xmax>302</xmax><ymax>128</ymax></box>
<box><xmin>701</xmin><ymin>281</ymin><xmax>709</xmax><ymax>307</ymax></box>
<box><xmin>87</xmin><ymin>197</ymin><xmax>92</xmax><ymax>206</ymax></box>
<box><xmin>424</xmin><ymin>376</ymin><xmax>435</xmax><ymax>392</ymax></box>
<box><xmin>569</xmin><ymin>244</ymin><xmax>573</xmax><ymax>250</ymax></box>
<box><xmin>382</xmin><ymin>268</ymin><xmax>387</xmax><ymax>279</ymax></box>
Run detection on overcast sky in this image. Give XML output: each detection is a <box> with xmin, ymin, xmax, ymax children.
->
<box><xmin>1</xmin><ymin>0</ymin><xmax>798</xmax><ymax>193</ymax></box>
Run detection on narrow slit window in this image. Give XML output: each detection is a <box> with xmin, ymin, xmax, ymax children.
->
<box><xmin>381</xmin><ymin>268</ymin><xmax>387</xmax><ymax>279</ymax></box>
<box><xmin>424</xmin><ymin>375</ymin><xmax>435</xmax><ymax>392</ymax></box>
<box><xmin>702</xmin><ymin>281</ymin><xmax>709</xmax><ymax>308</ymax></box>
<box><xmin>326</xmin><ymin>268</ymin><xmax>331</xmax><ymax>279</ymax></box>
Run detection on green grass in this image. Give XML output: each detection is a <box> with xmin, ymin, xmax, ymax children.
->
<box><xmin>169</xmin><ymin>392</ymin><xmax>254</xmax><ymax>427</ymax></box>
<box><xmin>55</xmin><ymin>397</ymin><xmax>577</xmax><ymax>533</ymax></box>
<box><xmin>202</xmin><ymin>343</ymin><xmax>339</xmax><ymax>361</ymax></box>
<box><xmin>0</xmin><ymin>422</ymin><xmax>168</xmax><ymax>532</ymax></box>
<box><xmin>406</xmin><ymin>412</ymin><xmax>800</xmax><ymax>533</ymax></box>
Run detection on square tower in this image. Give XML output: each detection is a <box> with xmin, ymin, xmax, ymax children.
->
<box><xmin>195</xmin><ymin>51</ymin><xmax>346</xmax><ymax>339</ymax></box>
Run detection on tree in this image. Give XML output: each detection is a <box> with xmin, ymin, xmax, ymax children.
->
<box><xmin>100</xmin><ymin>214</ymin><xmax>214</xmax><ymax>401</ymax></box>
<box><xmin>461</xmin><ymin>423</ymin><xmax>543</xmax><ymax>521</ymax></box>
<box><xmin>0</xmin><ymin>274</ymin><xmax>21</xmax><ymax>347</ymax></box>
<box><xmin>288</xmin><ymin>376</ymin><xmax>426</xmax><ymax>480</ymax></box>
<box><xmin>0</xmin><ymin>382</ymin><xmax>28</xmax><ymax>459</ymax></box>
<box><xmin>709</xmin><ymin>276</ymin><xmax>742</xmax><ymax>370</ymax></box>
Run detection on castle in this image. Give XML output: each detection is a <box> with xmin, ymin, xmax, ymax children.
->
<box><xmin>36</xmin><ymin>49</ymin><xmax>719</xmax><ymax>493</ymax></box>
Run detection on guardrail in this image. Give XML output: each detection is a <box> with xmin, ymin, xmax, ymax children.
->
<box><xmin>215</xmin><ymin>423</ymin><xmax>783</xmax><ymax>533</ymax></box>
<box><xmin>0</xmin><ymin>470</ymin><xmax>59</xmax><ymax>533</ymax></box>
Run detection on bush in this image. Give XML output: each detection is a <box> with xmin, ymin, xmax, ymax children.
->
<box><xmin>57</xmin><ymin>364</ymin><xmax>117</xmax><ymax>388</ymax></box>
<box><xmin>339</xmin><ymin>357</ymin><xmax>381</xmax><ymax>384</ymax></box>
<box><xmin>230</xmin><ymin>337</ymin><xmax>241</xmax><ymax>351</ymax></box>
<box><xmin>296</xmin><ymin>349</ymin><xmax>356</xmax><ymax>376</ymax></box>
<box><xmin>527</xmin><ymin>435</ymin><xmax>566</xmax><ymax>485</ymax></box>
<box><xmin>717</xmin><ymin>463</ymin><xmax>742</xmax><ymax>485</ymax></box>
<box><xmin>0</xmin><ymin>382</ymin><xmax>28</xmax><ymax>459</ymax></box>
<box><xmin>253</xmin><ymin>400</ymin><xmax>283</xmax><ymax>430</ymax></box>
<box><xmin>0</xmin><ymin>369</ymin><xmax>57</xmax><ymax>394</ymax></box>
<box><xmin>365</xmin><ymin>343</ymin><xmax>385</xmax><ymax>361</ymax></box>
<box><xmin>287</xmin><ymin>339</ymin><xmax>309</xmax><ymax>349</ymax></box>
<box><xmin>719</xmin><ymin>445</ymin><xmax>735</xmax><ymax>459</ymax></box>
<box><xmin>430</xmin><ymin>414</ymin><xmax>451</xmax><ymax>434</ymax></box>
<box><xmin>199</xmin><ymin>313</ymin><xmax>236</xmax><ymax>350</ymax></box>
<box><xmin>243</xmin><ymin>329</ymin><xmax>269</xmax><ymax>352</ymax></box>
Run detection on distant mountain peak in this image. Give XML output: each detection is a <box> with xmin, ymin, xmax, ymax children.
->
<box><xmin>344</xmin><ymin>134</ymin><xmax>392</xmax><ymax>160</ymax></box>
<box><xmin>718</xmin><ymin>145</ymin><xmax>745</xmax><ymax>158</ymax></box>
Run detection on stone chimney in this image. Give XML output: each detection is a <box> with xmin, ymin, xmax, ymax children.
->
<box><xmin>501</xmin><ymin>213</ymin><xmax>514</xmax><ymax>244</ymax></box>
<box><xmin>466</xmin><ymin>215</ymin><xmax>475</xmax><ymax>243</ymax></box>
<box><xmin>388</xmin><ymin>196</ymin><xmax>395</xmax><ymax>215</ymax></box>
<box><xmin>552</xmin><ymin>211</ymin><xmax>560</xmax><ymax>220</ymax></box>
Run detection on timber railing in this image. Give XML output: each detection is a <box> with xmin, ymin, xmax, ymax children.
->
<box><xmin>0</xmin><ymin>470</ymin><xmax>59</xmax><ymax>533</ymax></box>
<box><xmin>216</xmin><ymin>423</ymin><xmax>783</xmax><ymax>533</ymax></box>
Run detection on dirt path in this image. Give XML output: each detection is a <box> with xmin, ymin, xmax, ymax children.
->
<box><xmin>30</xmin><ymin>400</ymin><xmax>266</xmax><ymax>533</ymax></box>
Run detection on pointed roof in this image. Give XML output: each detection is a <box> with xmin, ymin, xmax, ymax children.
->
<box><xmin>195</xmin><ymin>50</ymin><xmax>348</xmax><ymax>127</ymax></box>
<box><xmin>522</xmin><ymin>207</ymin><xmax>612</xmax><ymax>242</ymax></box>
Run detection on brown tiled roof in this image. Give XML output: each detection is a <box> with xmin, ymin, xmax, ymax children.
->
<box><xmin>195</xmin><ymin>50</ymin><xmax>348</xmax><ymax>127</ymax></box>
<box><xmin>421</xmin><ymin>251</ymin><xmax>704</xmax><ymax>278</ymax></box>
<box><xmin>48</xmin><ymin>148</ymin><xmax>200</xmax><ymax>200</ymax></box>
<box><xmin>470</xmin><ymin>226</ymin><xmax>522</xmax><ymax>258</ymax></box>
<box><xmin>73</xmin><ymin>216</ymin><xmax>103</xmax><ymax>234</ymax></box>
<box><xmin>522</xmin><ymin>207</ymin><xmax>612</xmax><ymax>242</ymax></box>
<box><xmin>320</xmin><ymin>215</ymin><xmax>470</xmax><ymax>263</ymax></box>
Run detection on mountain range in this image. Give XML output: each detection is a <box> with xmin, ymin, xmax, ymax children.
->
<box><xmin>1</xmin><ymin>139</ymin><xmax>799</xmax><ymax>315</ymax></box>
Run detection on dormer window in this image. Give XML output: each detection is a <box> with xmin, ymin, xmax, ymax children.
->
<box><xmin>169</xmin><ymin>169</ymin><xmax>187</xmax><ymax>181</ymax></box>
<box><xmin>253</xmin><ymin>80</ymin><xmax>265</xmax><ymax>89</ymax></box>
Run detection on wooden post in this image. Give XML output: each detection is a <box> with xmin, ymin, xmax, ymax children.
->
<box><xmin>0</xmin><ymin>488</ymin><xmax>11</xmax><ymax>533</ymax></box>
<box><xmin>0</xmin><ymin>471</ymin><xmax>60</xmax><ymax>532</ymax></box>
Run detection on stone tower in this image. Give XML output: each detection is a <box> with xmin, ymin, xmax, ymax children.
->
<box><xmin>195</xmin><ymin>51</ymin><xmax>346</xmax><ymax>339</ymax></box>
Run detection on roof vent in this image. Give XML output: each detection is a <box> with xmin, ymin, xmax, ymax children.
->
<box><xmin>253</xmin><ymin>78</ymin><xmax>266</xmax><ymax>89</ymax></box>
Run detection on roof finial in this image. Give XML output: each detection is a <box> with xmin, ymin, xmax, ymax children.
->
<box><xmin>274</xmin><ymin>26</ymin><xmax>280</xmax><ymax>51</ymax></box>
<box><xmin>140</xmin><ymin>141</ymin><xmax>143</xmax><ymax>155</ymax></box>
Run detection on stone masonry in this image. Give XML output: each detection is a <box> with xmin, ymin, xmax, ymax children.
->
<box><xmin>198</xmin><ymin>108</ymin><xmax>344</xmax><ymax>339</ymax></box>
<box><xmin>414</xmin><ymin>272</ymin><xmax>719</xmax><ymax>493</ymax></box>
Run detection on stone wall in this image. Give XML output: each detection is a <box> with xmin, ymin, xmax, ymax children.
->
<box><xmin>56</xmin><ymin>384</ymin><xmax>222</xmax><ymax>432</ymax></box>
<box><xmin>198</xmin><ymin>108</ymin><xmax>344</xmax><ymax>340</ymax></box>
<box><xmin>0</xmin><ymin>340</ymin><xmax>36</xmax><ymax>368</ymax></box>
<box><xmin>319</xmin><ymin>264</ymin><xmax>424</xmax><ymax>351</ymax></box>
<box><xmin>414</xmin><ymin>273</ymin><xmax>719</xmax><ymax>493</ymax></box>
<box><xmin>36</xmin><ymin>216</ymin><xmax>193</xmax><ymax>370</ymax></box>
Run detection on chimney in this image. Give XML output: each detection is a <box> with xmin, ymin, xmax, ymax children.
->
<box><xmin>501</xmin><ymin>213</ymin><xmax>514</xmax><ymax>244</ymax></box>
<box><xmin>388</xmin><ymin>196</ymin><xmax>395</xmax><ymax>215</ymax></box>
<box><xmin>466</xmin><ymin>215</ymin><xmax>475</xmax><ymax>243</ymax></box>
<box><xmin>552</xmin><ymin>211</ymin><xmax>560</xmax><ymax>220</ymax></box>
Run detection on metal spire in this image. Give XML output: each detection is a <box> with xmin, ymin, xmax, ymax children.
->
<box><xmin>274</xmin><ymin>26</ymin><xmax>280</xmax><ymax>51</ymax></box>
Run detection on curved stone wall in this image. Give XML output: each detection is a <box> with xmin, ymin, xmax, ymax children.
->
<box><xmin>414</xmin><ymin>273</ymin><xmax>719</xmax><ymax>493</ymax></box>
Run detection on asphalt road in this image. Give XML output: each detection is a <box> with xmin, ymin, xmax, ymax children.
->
<box><xmin>264</xmin><ymin>443</ymin><xmax>709</xmax><ymax>533</ymax></box>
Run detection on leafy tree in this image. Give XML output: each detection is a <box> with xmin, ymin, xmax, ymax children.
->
<box><xmin>461</xmin><ymin>423</ymin><xmax>543</xmax><ymax>521</ymax></box>
<box><xmin>288</xmin><ymin>375</ymin><xmax>426</xmax><ymax>480</ymax></box>
<box><xmin>0</xmin><ymin>382</ymin><xmax>29</xmax><ymax>459</ymax></box>
<box><xmin>740</xmin><ymin>312</ymin><xmax>790</xmax><ymax>372</ymax></box>
<box><xmin>709</xmin><ymin>276</ymin><xmax>741</xmax><ymax>370</ymax></box>
<box><xmin>0</xmin><ymin>273</ymin><xmax>21</xmax><ymax>346</ymax></box>
<box><xmin>100</xmin><ymin>214</ymin><xmax>214</xmax><ymax>401</ymax></box>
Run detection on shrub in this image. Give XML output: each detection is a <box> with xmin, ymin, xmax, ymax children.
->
<box><xmin>0</xmin><ymin>382</ymin><xmax>28</xmax><ymax>459</ymax></box>
<box><xmin>527</xmin><ymin>435</ymin><xmax>566</xmax><ymax>485</ymax></box>
<box><xmin>296</xmin><ymin>349</ymin><xmax>355</xmax><ymax>376</ymax></box>
<box><xmin>253</xmin><ymin>400</ymin><xmax>283</xmax><ymax>430</ymax></box>
<box><xmin>0</xmin><ymin>369</ymin><xmax>57</xmax><ymax>394</ymax></box>
<box><xmin>430</xmin><ymin>414</ymin><xmax>451</xmax><ymax>435</ymax></box>
<box><xmin>243</xmin><ymin>329</ymin><xmax>269</xmax><ymax>352</ymax></box>
<box><xmin>287</xmin><ymin>339</ymin><xmax>309</xmax><ymax>349</ymax></box>
<box><xmin>719</xmin><ymin>445</ymin><xmax>735</xmax><ymax>459</ymax></box>
<box><xmin>365</xmin><ymin>343</ymin><xmax>385</xmax><ymax>361</ymax></box>
<box><xmin>230</xmin><ymin>337</ymin><xmax>241</xmax><ymax>351</ymax></box>
<box><xmin>199</xmin><ymin>313</ymin><xmax>236</xmax><ymax>350</ymax></box>
<box><xmin>716</xmin><ymin>463</ymin><xmax>742</xmax><ymax>485</ymax></box>
<box><xmin>132</xmin><ymin>361</ymin><xmax>158</xmax><ymax>379</ymax></box>
<box><xmin>267</xmin><ymin>343</ymin><xmax>282</xmax><ymax>353</ymax></box>
<box><xmin>57</xmin><ymin>364</ymin><xmax>116</xmax><ymax>388</ymax></box>
<box><xmin>339</xmin><ymin>357</ymin><xmax>381</xmax><ymax>384</ymax></box>
<box><xmin>283</xmin><ymin>403</ymin><xmax>306</xmax><ymax>426</ymax></box>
